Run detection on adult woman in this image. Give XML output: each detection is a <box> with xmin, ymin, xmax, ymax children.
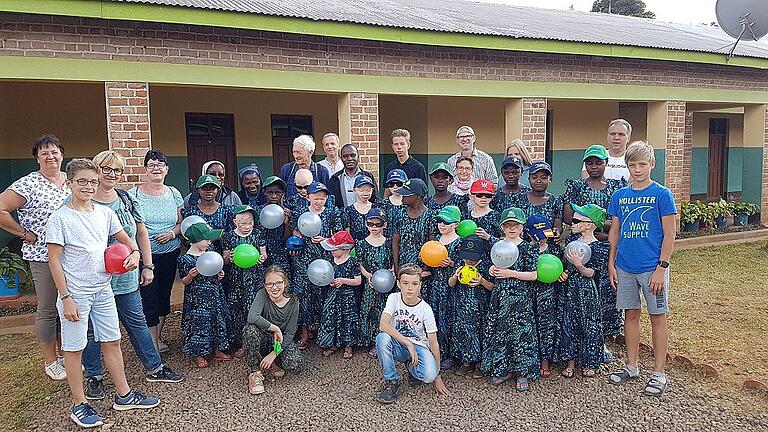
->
<box><xmin>0</xmin><ymin>134</ymin><xmax>70</xmax><ymax>380</ymax></box>
<box><xmin>128</xmin><ymin>150</ymin><xmax>184</xmax><ymax>352</ymax></box>
<box><xmin>183</xmin><ymin>160</ymin><xmax>241</xmax><ymax>211</ymax></box>
<box><xmin>237</xmin><ymin>165</ymin><xmax>264</xmax><ymax>207</ymax></box>
<box><xmin>503</xmin><ymin>139</ymin><xmax>534</xmax><ymax>188</ymax></box>
<box><xmin>242</xmin><ymin>266</ymin><xmax>305</xmax><ymax>395</ymax></box>
<box><xmin>447</xmin><ymin>157</ymin><xmax>475</xmax><ymax>196</ymax></box>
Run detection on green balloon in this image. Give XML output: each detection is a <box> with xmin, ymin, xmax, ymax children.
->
<box><xmin>457</xmin><ymin>220</ymin><xmax>478</xmax><ymax>238</ymax></box>
<box><xmin>273</xmin><ymin>340</ymin><xmax>282</xmax><ymax>356</ymax></box>
<box><xmin>349</xmin><ymin>247</ymin><xmax>356</xmax><ymax>258</ymax></box>
<box><xmin>232</xmin><ymin>244</ymin><xmax>260</xmax><ymax>269</ymax></box>
<box><xmin>537</xmin><ymin>253</ymin><xmax>563</xmax><ymax>283</ymax></box>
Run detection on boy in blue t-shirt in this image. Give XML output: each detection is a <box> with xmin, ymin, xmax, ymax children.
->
<box><xmin>606</xmin><ymin>141</ymin><xmax>676</xmax><ymax>397</ymax></box>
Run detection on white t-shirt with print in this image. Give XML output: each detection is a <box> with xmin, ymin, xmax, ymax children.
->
<box><xmin>382</xmin><ymin>293</ymin><xmax>437</xmax><ymax>349</ymax></box>
<box><xmin>582</xmin><ymin>154</ymin><xmax>630</xmax><ymax>182</ymax></box>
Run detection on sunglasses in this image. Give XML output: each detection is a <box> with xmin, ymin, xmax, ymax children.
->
<box><xmin>387</xmin><ymin>181</ymin><xmax>403</xmax><ymax>188</ymax></box>
<box><xmin>366</xmin><ymin>221</ymin><xmax>385</xmax><ymax>228</ymax></box>
<box><xmin>474</xmin><ymin>194</ymin><xmax>494</xmax><ymax>199</ymax></box>
<box><xmin>296</xmin><ymin>185</ymin><xmax>309</xmax><ymax>190</ymax></box>
<box><xmin>572</xmin><ymin>218</ymin><xmax>591</xmax><ymax>224</ymax></box>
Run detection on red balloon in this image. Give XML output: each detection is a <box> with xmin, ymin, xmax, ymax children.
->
<box><xmin>105</xmin><ymin>243</ymin><xmax>131</xmax><ymax>275</ymax></box>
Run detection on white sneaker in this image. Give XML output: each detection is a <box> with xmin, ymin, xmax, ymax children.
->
<box><xmin>45</xmin><ymin>360</ymin><xmax>67</xmax><ymax>380</ymax></box>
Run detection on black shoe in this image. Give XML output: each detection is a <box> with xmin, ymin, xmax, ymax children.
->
<box><xmin>376</xmin><ymin>380</ymin><xmax>399</xmax><ymax>404</ymax></box>
<box><xmin>408</xmin><ymin>373</ymin><xmax>426</xmax><ymax>387</ymax></box>
<box><xmin>85</xmin><ymin>377</ymin><xmax>105</xmax><ymax>400</ymax></box>
<box><xmin>146</xmin><ymin>366</ymin><xmax>183</xmax><ymax>383</ymax></box>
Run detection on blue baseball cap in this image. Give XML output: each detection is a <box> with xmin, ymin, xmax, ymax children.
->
<box><xmin>354</xmin><ymin>175</ymin><xmax>375</xmax><ymax>188</ymax></box>
<box><xmin>501</xmin><ymin>156</ymin><xmax>524</xmax><ymax>169</ymax></box>
<box><xmin>307</xmin><ymin>181</ymin><xmax>330</xmax><ymax>194</ymax></box>
<box><xmin>385</xmin><ymin>169</ymin><xmax>407</xmax><ymax>185</ymax></box>
<box><xmin>366</xmin><ymin>208</ymin><xmax>387</xmax><ymax>221</ymax></box>
<box><xmin>398</xmin><ymin>178</ymin><xmax>428</xmax><ymax>197</ymax></box>
<box><xmin>528</xmin><ymin>161</ymin><xmax>552</xmax><ymax>176</ymax></box>
<box><xmin>525</xmin><ymin>214</ymin><xmax>555</xmax><ymax>242</ymax></box>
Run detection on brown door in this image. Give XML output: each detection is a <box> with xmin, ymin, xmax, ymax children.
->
<box><xmin>185</xmin><ymin>113</ymin><xmax>237</xmax><ymax>192</ymax></box>
<box><xmin>271</xmin><ymin>114</ymin><xmax>313</xmax><ymax>174</ymax></box>
<box><xmin>707</xmin><ymin>118</ymin><xmax>728</xmax><ymax>200</ymax></box>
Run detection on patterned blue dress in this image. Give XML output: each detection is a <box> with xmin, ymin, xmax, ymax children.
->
<box><xmin>317</xmin><ymin>255</ymin><xmax>361</xmax><ymax>349</ymax></box>
<box><xmin>425</xmin><ymin>194</ymin><xmax>469</xmax><ymax>218</ymax></box>
<box><xmin>380</xmin><ymin>199</ymin><xmax>406</xmax><ymax>238</ymax></box>
<box><xmin>256</xmin><ymin>204</ymin><xmax>290</xmax><ymax>273</ymax></box>
<box><xmin>555</xmin><ymin>240</ymin><xmax>609</xmax><ymax>370</ymax></box>
<box><xmin>182</xmin><ymin>203</ymin><xmax>235</xmax><ymax>252</ymax></box>
<box><xmin>532</xmin><ymin>242</ymin><xmax>563</xmax><ymax>364</ymax></box>
<box><xmin>481</xmin><ymin>241</ymin><xmax>540</xmax><ymax>379</ymax></box>
<box><xmin>394</xmin><ymin>207</ymin><xmax>438</xmax><ymax>267</ymax></box>
<box><xmin>178</xmin><ymin>253</ymin><xmax>230</xmax><ymax>357</ymax></box>
<box><xmin>341</xmin><ymin>204</ymin><xmax>371</xmax><ymax>241</ymax></box>
<box><xmin>469</xmin><ymin>209</ymin><xmax>503</xmax><ymax>245</ymax></box>
<box><xmin>289</xmin><ymin>205</ymin><xmax>342</xmax><ymax>326</ymax></box>
<box><xmin>512</xmin><ymin>192</ymin><xmax>563</xmax><ymax>238</ymax></box>
<box><xmin>284</xmin><ymin>195</ymin><xmax>309</xmax><ymax>215</ymax></box>
<box><xmin>451</xmin><ymin>261</ymin><xmax>491</xmax><ymax>365</ymax></box>
<box><xmin>221</xmin><ymin>230</ymin><xmax>265</xmax><ymax>348</ymax></box>
<box><xmin>491</xmin><ymin>186</ymin><xmax>530</xmax><ymax>212</ymax></box>
<box><xmin>562</xmin><ymin>178</ymin><xmax>626</xmax><ymax>337</ymax></box>
<box><xmin>356</xmin><ymin>238</ymin><xmax>393</xmax><ymax>348</ymax></box>
<box><xmin>424</xmin><ymin>236</ymin><xmax>461</xmax><ymax>361</ymax></box>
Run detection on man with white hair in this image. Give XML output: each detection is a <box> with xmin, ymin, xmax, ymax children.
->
<box><xmin>279</xmin><ymin>135</ymin><xmax>330</xmax><ymax>197</ymax></box>
<box><xmin>447</xmin><ymin>125</ymin><xmax>498</xmax><ymax>185</ymax></box>
<box><xmin>319</xmin><ymin>133</ymin><xmax>343</xmax><ymax>176</ymax></box>
<box><xmin>581</xmin><ymin>119</ymin><xmax>632</xmax><ymax>182</ymax></box>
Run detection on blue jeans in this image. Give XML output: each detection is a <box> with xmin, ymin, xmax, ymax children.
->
<box><xmin>83</xmin><ymin>289</ymin><xmax>163</xmax><ymax>378</ymax></box>
<box><xmin>376</xmin><ymin>332</ymin><xmax>438</xmax><ymax>383</ymax></box>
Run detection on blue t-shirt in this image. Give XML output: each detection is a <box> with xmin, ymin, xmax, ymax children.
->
<box><xmin>607</xmin><ymin>182</ymin><xmax>676</xmax><ymax>274</ymax></box>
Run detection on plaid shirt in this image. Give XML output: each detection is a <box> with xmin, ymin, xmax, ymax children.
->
<box><xmin>447</xmin><ymin>148</ymin><xmax>499</xmax><ymax>185</ymax></box>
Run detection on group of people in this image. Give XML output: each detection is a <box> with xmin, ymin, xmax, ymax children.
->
<box><xmin>0</xmin><ymin>117</ymin><xmax>676</xmax><ymax>428</ymax></box>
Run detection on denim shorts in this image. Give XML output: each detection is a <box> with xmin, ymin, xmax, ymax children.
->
<box><xmin>57</xmin><ymin>285</ymin><xmax>121</xmax><ymax>352</ymax></box>
<box><xmin>616</xmin><ymin>267</ymin><xmax>669</xmax><ymax>315</ymax></box>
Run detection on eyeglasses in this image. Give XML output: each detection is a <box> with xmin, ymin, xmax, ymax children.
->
<box><xmin>296</xmin><ymin>185</ymin><xmax>309</xmax><ymax>190</ymax></box>
<box><xmin>456</xmin><ymin>166</ymin><xmax>472</xmax><ymax>171</ymax></box>
<box><xmin>366</xmin><ymin>221</ymin><xmax>385</xmax><ymax>228</ymax></box>
<box><xmin>101</xmin><ymin>166</ymin><xmax>124</xmax><ymax>176</ymax></box>
<box><xmin>386</xmin><ymin>182</ymin><xmax>403</xmax><ymax>188</ymax></box>
<box><xmin>73</xmin><ymin>179</ymin><xmax>100</xmax><ymax>187</ymax></box>
<box><xmin>264</xmin><ymin>280</ymin><xmax>286</xmax><ymax>289</ymax></box>
<box><xmin>457</xmin><ymin>135</ymin><xmax>474</xmax><ymax>140</ymax></box>
<box><xmin>146</xmin><ymin>162</ymin><xmax>166</xmax><ymax>169</ymax></box>
<box><xmin>474</xmin><ymin>194</ymin><xmax>494</xmax><ymax>199</ymax></box>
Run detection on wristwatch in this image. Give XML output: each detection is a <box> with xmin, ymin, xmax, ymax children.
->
<box><xmin>60</xmin><ymin>293</ymin><xmax>71</xmax><ymax>300</ymax></box>
<box><xmin>657</xmin><ymin>260</ymin><xmax>670</xmax><ymax>269</ymax></box>
<box><xmin>142</xmin><ymin>264</ymin><xmax>155</xmax><ymax>270</ymax></box>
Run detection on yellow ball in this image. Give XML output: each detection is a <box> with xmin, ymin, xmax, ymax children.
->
<box><xmin>458</xmin><ymin>265</ymin><xmax>478</xmax><ymax>285</ymax></box>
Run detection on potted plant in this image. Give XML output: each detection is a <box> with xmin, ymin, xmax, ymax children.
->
<box><xmin>708</xmin><ymin>199</ymin><xmax>732</xmax><ymax>229</ymax></box>
<box><xmin>681</xmin><ymin>200</ymin><xmax>706</xmax><ymax>232</ymax></box>
<box><xmin>0</xmin><ymin>247</ymin><xmax>27</xmax><ymax>300</ymax></box>
<box><xmin>732</xmin><ymin>201</ymin><xmax>759</xmax><ymax>226</ymax></box>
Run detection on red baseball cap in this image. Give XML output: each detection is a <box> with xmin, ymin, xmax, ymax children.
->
<box><xmin>321</xmin><ymin>230</ymin><xmax>355</xmax><ymax>251</ymax></box>
<box><xmin>470</xmin><ymin>179</ymin><xmax>495</xmax><ymax>194</ymax></box>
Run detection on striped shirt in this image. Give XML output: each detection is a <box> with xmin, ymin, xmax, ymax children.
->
<box><xmin>447</xmin><ymin>148</ymin><xmax>499</xmax><ymax>185</ymax></box>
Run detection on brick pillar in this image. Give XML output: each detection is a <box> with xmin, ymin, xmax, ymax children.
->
<box><xmin>745</xmin><ymin>104</ymin><xmax>768</xmax><ymax>223</ymax></box>
<box><xmin>105</xmin><ymin>82</ymin><xmax>151</xmax><ymax>189</ymax></box>
<box><xmin>662</xmin><ymin>102</ymin><xmax>689</xmax><ymax>211</ymax></box>
<box><xmin>505</xmin><ymin>98</ymin><xmax>547</xmax><ymax>161</ymax></box>
<box><xmin>338</xmin><ymin>93</ymin><xmax>380</xmax><ymax>182</ymax></box>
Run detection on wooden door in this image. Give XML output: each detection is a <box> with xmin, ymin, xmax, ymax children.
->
<box><xmin>185</xmin><ymin>113</ymin><xmax>237</xmax><ymax>192</ymax></box>
<box><xmin>271</xmin><ymin>114</ymin><xmax>313</xmax><ymax>174</ymax></box>
<box><xmin>707</xmin><ymin>118</ymin><xmax>728</xmax><ymax>200</ymax></box>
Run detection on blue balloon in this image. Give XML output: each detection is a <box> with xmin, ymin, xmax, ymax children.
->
<box><xmin>285</xmin><ymin>235</ymin><xmax>305</xmax><ymax>252</ymax></box>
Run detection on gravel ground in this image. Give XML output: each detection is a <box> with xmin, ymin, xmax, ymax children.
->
<box><xmin>32</xmin><ymin>314</ymin><xmax>768</xmax><ymax>432</ymax></box>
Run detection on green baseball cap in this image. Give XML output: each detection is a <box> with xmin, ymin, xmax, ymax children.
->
<box><xmin>184</xmin><ymin>222</ymin><xmax>223</xmax><ymax>243</ymax></box>
<box><xmin>437</xmin><ymin>205</ymin><xmax>462</xmax><ymax>224</ymax></box>
<box><xmin>196</xmin><ymin>174</ymin><xmax>221</xmax><ymax>189</ymax></box>
<box><xmin>572</xmin><ymin>203</ymin><xmax>606</xmax><ymax>231</ymax></box>
<box><xmin>582</xmin><ymin>145</ymin><xmax>609</xmax><ymax>161</ymax></box>
<box><xmin>262</xmin><ymin>176</ymin><xmax>287</xmax><ymax>190</ymax></box>
<box><xmin>232</xmin><ymin>204</ymin><xmax>258</xmax><ymax>219</ymax></box>
<box><xmin>500</xmin><ymin>207</ymin><xmax>527</xmax><ymax>225</ymax></box>
<box><xmin>429</xmin><ymin>162</ymin><xmax>455</xmax><ymax>178</ymax></box>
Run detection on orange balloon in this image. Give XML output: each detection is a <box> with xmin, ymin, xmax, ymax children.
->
<box><xmin>419</xmin><ymin>241</ymin><xmax>449</xmax><ymax>267</ymax></box>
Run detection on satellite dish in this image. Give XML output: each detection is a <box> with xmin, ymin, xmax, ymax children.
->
<box><xmin>715</xmin><ymin>0</ymin><xmax>768</xmax><ymax>61</ymax></box>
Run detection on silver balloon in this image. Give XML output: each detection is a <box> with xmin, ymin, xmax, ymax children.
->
<box><xmin>490</xmin><ymin>240</ymin><xmax>519</xmax><ymax>269</ymax></box>
<box><xmin>196</xmin><ymin>251</ymin><xmax>224</xmax><ymax>277</ymax></box>
<box><xmin>298</xmin><ymin>212</ymin><xmax>322</xmax><ymax>237</ymax></box>
<box><xmin>307</xmin><ymin>259</ymin><xmax>335</xmax><ymax>286</ymax></box>
<box><xmin>181</xmin><ymin>215</ymin><xmax>206</xmax><ymax>238</ymax></box>
<box><xmin>371</xmin><ymin>269</ymin><xmax>396</xmax><ymax>294</ymax></box>
<box><xmin>565</xmin><ymin>240</ymin><xmax>592</xmax><ymax>265</ymax></box>
<box><xmin>259</xmin><ymin>204</ymin><xmax>285</xmax><ymax>230</ymax></box>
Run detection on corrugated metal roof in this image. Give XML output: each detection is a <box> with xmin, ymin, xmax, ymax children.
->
<box><xmin>109</xmin><ymin>0</ymin><xmax>768</xmax><ymax>59</ymax></box>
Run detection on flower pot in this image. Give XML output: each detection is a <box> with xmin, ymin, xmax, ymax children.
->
<box><xmin>714</xmin><ymin>216</ymin><xmax>727</xmax><ymax>229</ymax></box>
<box><xmin>0</xmin><ymin>274</ymin><xmax>21</xmax><ymax>301</ymax></box>
<box><xmin>735</xmin><ymin>213</ymin><xmax>749</xmax><ymax>226</ymax></box>
<box><xmin>683</xmin><ymin>221</ymin><xmax>700</xmax><ymax>232</ymax></box>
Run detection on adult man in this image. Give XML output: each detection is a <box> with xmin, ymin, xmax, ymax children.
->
<box><xmin>318</xmin><ymin>133</ymin><xmax>344</xmax><ymax>176</ymax></box>
<box><xmin>447</xmin><ymin>125</ymin><xmax>498</xmax><ymax>185</ymax></box>
<box><xmin>582</xmin><ymin>119</ymin><xmax>632</xmax><ymax>181</ymax></box>
<box><xmin>383</xmin><ymin>129</ymin><xmax>427</xmax><ymax>184</ymax></box>
<box><xmin>328</xmin><ymin>144</ymin><xmax>378</xmax><ymax>208</ymax></box>
<box><xmin>279</xmin><ymin>135</ymin><xmax>330</xmax><ymax>197</ymax></box>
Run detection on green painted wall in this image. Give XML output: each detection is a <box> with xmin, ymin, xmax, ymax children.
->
<box><xmin>742</xmin><ymin>148</ymin><xmax>763</xmax><ymax>204</ymax></box>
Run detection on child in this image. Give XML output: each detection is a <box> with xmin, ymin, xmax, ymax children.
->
<box><xmin>380</xmin><ymin>169</ymin><xmax>407</xmax><ymax>238</ymax></box>
<box><xmin>468</xmin><ymin>179</ymin><xmax>503</xmax><ymax>245</ymax></box>
<box><xmin>178</xmin><ymin>222</ymin><xmax>230</xmax><ymax>369</ymax></box>
<box><xmin>392</xmin><ymin>178</ymin><xmax>437</xmax><ymax>271</ymax></box>
<box><xmin>512</xmin><ymin>161</ymin><xmax>563</xmax><ymax>242</ymax></box>
<box><xmin>607</xmin><ymin>141</ymin><xmax>676</xmax><ymax>397</ymax></box>
<box><xmin>222</xmin><ymin>205</ymin><xmax>267</xmax><ymax>357</ymax></box>
<box><xmin>290</xmin><ymin>182</ymin><xmax>342</xmax><ymax>348</ymax></box>
<box><xmin>556</xmin><ymin>204</ymin><xmax>609</xmax><ymax>379</ymax></box>
<box><xmin>424</xmin><ymin>205</ymin><xmax>462</xmax><ymax>370</ymax></box>
<box><xmin>182</xmin><ymin>174</ymin><xmax>235</xmax><ymax>235</ymax></box>
<box><xmin>318</xmin><ymin>231</ymin><xmax>362</xmax><ymax>359</ymax></box>
<box><xmin>242</xmin><ymin>265</ymin><xmax>305</xmax><ymax>395</ymax></box>
<box><xmin>492</xmin><ymin>156</ymin><xmax>530</xmax><ymax>212</ymax></box>
<box><xmin>425</xmin><ymin>162</ymin><xmax>469</xmax><ymax>217</ymax></box>
<box><xmin>448</xmin><ymin>234</ymin><xmax>493</xmax><ymax>378</ymax></box>
<box><xmin>284</xmin><ymin>168</ymin><xmax>313</xmax><ymax>215</ymax></box>
<box><xmin>47</xmin><ymin>158</ymin><xmax>159</xmax><ymax>428</ymax></box>
<box><xmin>483</xmin><ymin>207</ymin><xmax>539</xmax><ymax>391</ymax></box>
<box><xmin>342</xmin><ymin>175</ymin><xmax>375</xmax><ymax>241</ymax></box>
<box><xmin>357</xmin><ymin>208</ymin><xmax>393</xmax><ymax>358</ymax></box>
<box><xmin>258</xmin><ymin>176</ymin><xmax>291</xmax><ymax>271</ymax></box>
<box><xmin>375</xmin><ymin>264</ymin><xmax>449</xmax><ymax>404</ymax></box>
